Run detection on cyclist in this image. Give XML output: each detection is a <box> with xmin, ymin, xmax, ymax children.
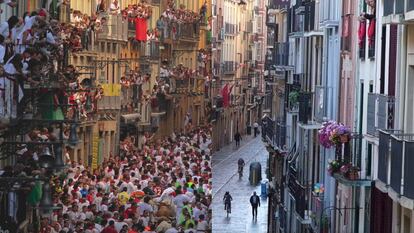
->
<box><xmin>238</xmin><ymin>158</ymin><xmax>245</xmax><ymax>174</ymax></box>
<box><xmin>223</xmin><ymin>191</ymin><xmax>233</xmax><ymax>213</ymax></box>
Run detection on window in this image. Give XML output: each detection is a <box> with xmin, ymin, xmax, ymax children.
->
<box><xmin>366</xmin><ymin>143</ymin><xmax>372</xmax><ymax>176</ymax></box>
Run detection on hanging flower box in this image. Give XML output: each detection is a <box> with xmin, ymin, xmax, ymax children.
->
<box><xmin>318</xmin><ymin>121</ymin><xmax>351</xmax><ymax>148</ymax></box>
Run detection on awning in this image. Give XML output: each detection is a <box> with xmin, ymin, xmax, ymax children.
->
<box><xmin>121</xmin><ymin>113</ymin><xmax>141</xmax><ymax>123</ymax></box>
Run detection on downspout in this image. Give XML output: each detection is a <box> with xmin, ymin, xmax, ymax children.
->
<box><xmin>399</xmin><ymin>24</ymin><xmax>407</xmax><ymax>132</ymax></box>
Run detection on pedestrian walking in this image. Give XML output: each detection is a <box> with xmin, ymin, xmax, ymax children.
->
<box><xmin>253</xmin><ymin>122</ymin><xmax>259</xmax><ymax>137</ymax></box>
<box><xmin>234</xmin><ymin>131</ymin><xmax>242</xmax><ymax>147</ymax></box>
<box><xmin>250</xmin><ymin>191</ymin><xmax>260</xmax><ymax>219</ymax></box>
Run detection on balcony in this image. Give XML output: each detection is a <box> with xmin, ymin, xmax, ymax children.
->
<box><xmin>267</xmin><ymin>34</ymin><xmax>275</xmax><ymax>47</ymax></box>
<box><xmin>332</xmin><ymin>173</ymin><xmax>372</xmax><ymax>187</ymax></box>
<box><xmin>177</xmin><ymin>23</ymin><xmax>200</xmax><ymax>41</ymax></box>
<box><xmin>269</xmin><ymin>0</ymin><xmax>290</xmax><ymax>9</ymax></box>
<box><xmin>223</xmin><ymin>61</ymin><xmax>235</xmax><ymax>75</ymax></box>
<box><xmin>139</xmin><ymin>41</ymin><xmax>160</xmax><ymax>60</ymax></box>
<box><xmin>314</xmin><ymin>86</ymin><xmax>335</xmax><ymax>123</ymax></box>
<box><xmin>96</xmin><ymin>14</ymin><xmax>128</xmax><ymax>42</ymax></box>
<box><xmin>275</xmin><ymin>42</ymin><xmax>289</xmax><ymax>67</ymax></box>
<box><xmin>173</xmin><ymin>79</ymin><xmax>189</xmax><ymax>95</ymax></box>
<box><xmin>98</xmin><ymin>96</ymin><xmax>121</xmax><ymax>110</ymax></box>
<box><xmin>263</xmin><ymin>116</ymin><xmax>286</xmax><ymax>150</ymax></box>
<box><xmin>298</xmin><ymin>92</ymin><xmax>312</xmax><ymax>124</ymax></box>
<box><xmin>366</xmin><ymin>93</ymin><xmax>395</xmax><ymax>136</ymax></box>
<box><xmin>288</xmin><ymin>165</ymin><xmax>308</xmax><ymax>221</ymax></box>
<box><xmin>267</xmin><ymin>10</ymin><xmax>277</xmax><ymax>27</ymax></box>
<box><xmin>378</xmin><ymin>130</ymin><xmax>414</xmax><ymax>199</ymax></box>
<box><xmin>224</xmin><ymin>23</ymin><xmax>237</xmax><ymax>35</ymax></box>
<box><xmin>151</xmin><ymin>93</ymin><xmax>169</xmax><ymax>114</ymax></box>
<box><xmin>310</xmin><ymin>192</ymin><xmax>324</xmax><ymax>231</ymax></box>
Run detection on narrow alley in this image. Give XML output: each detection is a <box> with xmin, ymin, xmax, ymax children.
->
<box><xmin>212</xmin><ymin>136</ymin><xmax>269</xmax><ymax>233</ymax></box>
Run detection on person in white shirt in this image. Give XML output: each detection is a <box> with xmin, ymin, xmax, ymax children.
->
<box><xmin>0</xmin><ymin>16</ymin><xmax>19</xmax><ymax>38</ymax></box>
<box><xmin>196</xmin><ymin>214</ymin><xmax>209</xmax><ymax>232</ymax></box>
<box><xmin>109</xmin><ymin>0</ymin><xmax>120</xmax><ymax>14</ymax></box>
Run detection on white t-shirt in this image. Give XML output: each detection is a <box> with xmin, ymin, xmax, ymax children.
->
<box><xmin>165</xmin><ymin>228</ymin><xmax>179</xmax><ymax>233</ymax></box>
<box><xmin>0</xmin><ymin>44</ymin><xmax>5</xmax><ymax>64</ymax></box>
<box><xmin>196</xmin><ymin>220</ymin><xmax>209</xmax><ymax>231</ymax></box>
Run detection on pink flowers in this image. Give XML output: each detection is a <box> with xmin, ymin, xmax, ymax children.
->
<box><xmin>318</xmin><ymin>121</ymin><xmax>351</xmax><ymax>148</ymax></box>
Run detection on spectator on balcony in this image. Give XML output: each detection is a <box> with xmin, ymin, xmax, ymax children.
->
<box><xmin>96</xmin><ymin>0</ymin><xmax>107</xmax><ymax>14</ymax></box>
<box><xmin>109</xmin><ymin>0</ymin><xmax>121</xmax><ymax>15</ymax></box>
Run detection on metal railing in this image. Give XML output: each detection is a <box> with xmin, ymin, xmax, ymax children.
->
<box><xmin>224</xmin><ymin>23</ymin><xmax>236</xmax><ymax>35</ymax></box>
<box><xmin>223</xmin><ymin>61</ymin><xmax>235</xmax><ymax>74</ymax></box>
<box><xmin>177</xmin><ymin>23</ymin><xmax>200</xmax><ymax>40</ymax></box>
<box><xmin>96</xmin><ymin>14</ymin><xmax>128</xmax><ymax>42</ymax></box>
<box><xmin>367</xmin><ymin>93</ymin><xmax>395</xmax><ymax>136</ymax></box>
<box><xmin>98</xmin><ymin>96</ymin><xmax>121</xmax><ymax>110</ymax></box>
<box><xmin>269</xmin><ymin>0</ymin><xmax>290</xmax><ymax>9</ymax></box>
<box><xmin>310</xmin><ymin>192</ymin><xmax>324</xmax><ymax>230</ymax></box>
<box><xmin>275</xmin><ymin>42</ymin><xmax>289</xmax><ymax>66</ymax></box>
<box><xmin>378</xmin><ymin>130</ymin><xmax>414</xmax><ymax>199</ymax></box>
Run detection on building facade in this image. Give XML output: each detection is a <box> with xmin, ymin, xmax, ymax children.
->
<box><xmin>210</xmin><ymin>0</ymin><xmax>265</xmax><ymax>151</ymax></box>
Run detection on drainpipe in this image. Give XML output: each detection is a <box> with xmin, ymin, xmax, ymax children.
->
<box><xmin>399</xmin><ymin>24</ymin><xmax>407</xmax><ymax>132</ymax></box>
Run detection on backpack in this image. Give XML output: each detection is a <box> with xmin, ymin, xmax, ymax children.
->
<box><xmin>251</xmin><ymin>195</ymin><xmax>258</xmax><ymax>205</ymax></box>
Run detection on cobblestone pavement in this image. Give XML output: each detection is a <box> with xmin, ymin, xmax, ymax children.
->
<box><xmin>212</xmin><ymin>135</ymin><xmax>269</xmax><ymax>233</ymax></box>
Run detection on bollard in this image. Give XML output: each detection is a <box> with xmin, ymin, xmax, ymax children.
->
<box><xmin>261</xmin><ymin>179</ymin><xmax>269</xmax><ymax>197</ymax></box>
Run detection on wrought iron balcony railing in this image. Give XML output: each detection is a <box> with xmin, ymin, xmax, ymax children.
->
<box><xmin>96</xmin><ymin>14</ymin><xmax>128</xmax><ymax>42</ymax></box>
<box><xmin>378</xmin><ymin>130</ymin><xmax>414</xmax><ymax>199</ymax></box>
<box><xmin>275</xmin><ymin>42</ymin><xmax>289</xmax><ymax>67</ymax></box>
<box><xmin>367</xmin><ymin>93</ymin><xmax>395</xmax><ymax>136</ymax></box>
<box><xmin>177</xmin><ymin>23</ymin><xmax>200</xmax><ymax>40</ymax></box>
<box><xmin>268</xmin><ymin>0</ymin><xmax>290</xmax><ymax>9</ymax></box>
<box><xmin>223</xmin><ymin>61</ymin><xmax>235</xmax><ymax>74</ymax></box>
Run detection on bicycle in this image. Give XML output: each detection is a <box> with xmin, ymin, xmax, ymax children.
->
<box><xmin>238</xmin><ymin>166</ymin><xmax>243</xmax><ymax>179</ymax></box>
<box><xmin>225</xmin><ymin>202</ymin><xmax>231</xmax><ymax>218</ymax></box>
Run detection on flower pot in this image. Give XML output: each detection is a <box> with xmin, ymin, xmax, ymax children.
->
<box><xmin>340</xmin><ymin>135</ymin><xmax>349</xmax><ymax>143</ymax></box>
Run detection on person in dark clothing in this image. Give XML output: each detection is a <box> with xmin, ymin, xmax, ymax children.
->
<box><xmin>234</xmin><ymin>132</ymin><xmax>242</xmax><ymax>147</ymax></box>
<box><xmin>253</xmin><ymin>122</ymin><xmax>259</xmax><ymax>137</ymax></box>
<box><xmin>223</xmin><ymin>191</ymin><xmax>233</xmax><ymax>213</ymax></box>
<box><xmin>249</xmin><ymin>191</ymin><xmax>260</xmax><ymax>219</ymax></box>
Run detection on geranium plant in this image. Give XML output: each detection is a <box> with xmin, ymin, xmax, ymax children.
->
<box><xmin>318</xmin><ymin>121</ymin><xmax>351</xmax><ymax>148</ymax></box>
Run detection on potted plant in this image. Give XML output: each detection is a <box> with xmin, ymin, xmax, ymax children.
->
<box><xmin>340</xmin><ymin>163</ymin><xmax>352</xmax><ymax>176</ymax></box>
<box><xmin>327</xmin><ymin>159</ymin><xmax>342</xmax><ymax>175</ymax></box>
<box><xmin>318</xmin><ymin>121</ymin><xmax>351</xmax><ymax>148</ymax></box>
<box><xmin>288</xmin><ymin>91</ymin><xmax>299</xmax><ymax>109</ymax></box>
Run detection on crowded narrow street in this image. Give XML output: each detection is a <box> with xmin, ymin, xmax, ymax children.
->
<box><xmin>212</xmin><ymin>136</ymin><xmax>268</xmax><ymax>233</ymax></box>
